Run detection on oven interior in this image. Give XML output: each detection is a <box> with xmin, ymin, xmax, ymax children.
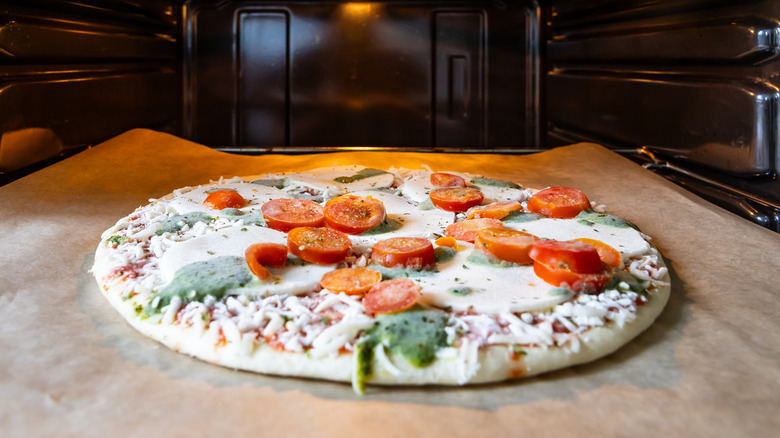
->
<box><xmin>1</xmin><ymin>0</ymin><xmax>778</xmax><ymax>231</ymax></box>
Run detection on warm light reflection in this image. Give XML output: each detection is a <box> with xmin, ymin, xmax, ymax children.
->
<box><xmin>342</xmin><ymin>3</ymin><xmax>373</xmax><ymax>18</ymax></box>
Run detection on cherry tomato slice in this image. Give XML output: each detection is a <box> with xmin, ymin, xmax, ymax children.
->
<box><xmin>323</xmin><ymin>195</ymin><xmax>385</xmax><ymax>234</ymax></box>
<box><xmin>474</xmin><ymin>228</ymin><xmax>538</xmax><ymax>265</ymax></box>
<box><xmin>466</xmin><ymin>201</ymin><xmax>523</xmax><ymax>220</ymax></box>
<box><xmin>363</xmin><ymin>278</ymin><xmax>421</xmax><ymax>314</ymax></box>
<box><xmin>575</xmin><ymin>238</ymin><xmax>622</xmax><ymax>268</ymax></box>
<box><xmin>261</xmin><ymin>198</ymin><xmax>324</xmax><ymax>232</ymax></box>
<box><xmin>320</xmin><ymin>267</ymin><xmax>382</xmax><ymax>295</ymax></box>
<box><xmin>532</xmin><ymin>261</ymin><xmax>612</xmax><ymax>293</ymax></box>
<box><xmin>245</xmin><ymin>243</ymin><xmax>288</xmax><ymax>280</ymax></box>
<box><xmin>434</xmin><ymin>235</ymin><xmax>459</xmax><ymax>250</ymax></box>
<box><xmin>527</xmin><ymin>187</ymin><xmax>591</xmax><ymax>219</ymax></box>
<box><xmin>429</xmin><ymin>187</ymin><xmax>484</xmax><ymax>212</ymax></box>
<box><xmin>287</xmin><ymin>227</ymin><xmax>352</xmax><ymax>264</ymax></box>
<box><xmin>445</xmin><ymin>218</ymin><xmax>503</xmax><ymax>243</ymax></box>
<box><xmin>203</xmin><ymin>190</ymin><xmax>248</xmax><ymax>210</ymax></box>
<box><xmin>529</xmin><ymin>239</ymin><xmax>602</xmax><ymax>273</ymax></box>
<box><xmin>371</xmin><ymin>237</ymin><xmax>435</xmax><ymax>269</ymax></box>
<box><xmin>430</xmin><ymin>172</ymin><xmax>466</xmax><ymax>188</ymax></box>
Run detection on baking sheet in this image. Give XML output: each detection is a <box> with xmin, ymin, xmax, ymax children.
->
<box><xmin>2</xmin><ymin>129</ymin><xmax>778</xmax><ymax>436</ymax></box>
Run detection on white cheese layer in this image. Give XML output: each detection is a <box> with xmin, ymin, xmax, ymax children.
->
<box><xmin>158</xmin><ymin>226</ymin><xmax>335</xmax><ymax>296</ymax></box>
<box><xmin>503</xmin><ymin>217</ymin><xmax>650</xmax><ymax>259</ymax></box>
<box><xmin>283</xmin><ymin>165</ymin><xmax>395</xmax><ymax>199</ymax></box>
<box><xmin>416</xmin><ymin>245</ymin><xmax>570</xmax><ymax>314</ymax></box>
<box><xmin>346</xmin><ymin>189</ymin><xmax>454</xmax><ymax>246</ymax></box>
<box><xmin>162</xmin><ymin>181</ymin><xmax>288</xmax><ymax>215</ymax></box>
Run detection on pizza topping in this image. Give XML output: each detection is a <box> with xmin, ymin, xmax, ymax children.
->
<box><xmin>531</xmin><ymin>260</ymin><xmax>613</xmax><ymax>293</ymax></box>
<box><xmin>287</xmin><ymin>227</ymin><xmax>352</xmax><ymax>264</ymax></box>
<box><xmin>474</xmin><ymin>228</ymin><xmax>538</xmax><ymax>265</ymax></box>
<box><xmin>527</xmin><ymin>187</ymin><xmax>591</xmax><ymax>219</ymax></box>
<box><xmin>575</xmin><ymin>238</ymin><xmax>622</xmax><ymax>268</ymax></box>
<box><xmin>261</xmin><ymin>198</ymin><xmax>325</xmax><ymax>232</ymax></box>
<box><xmin>320</xmin><ymin>267</ymin><xmax>382</xmax><ymax>295</ymax></box>
<box><xmin>324</xmin><ymin>195</ymin><xmax>386</xmax><ymax>234</ymax></box>
<box><xmin>429</xmin><ymin>187</ymin><xmax>484</xmax><ymax>212</ymax></box>
<box><xmin>370</xmin><ymin>237</ymin><xmax>435</xmax><ymax>269</ymax></box>
<box><xmin>434</xmin><ymin>235</ymin><xmax>459</xmax><ymax>250</ymax></box>
<box><xmin>203</xmin><ymin>189</ymin><xmax>248</xmax><ymax>210</ymax></box>
<box><xmin>245</xmin><ymin>243</ymin><xmax>288</xmax><ymax>280</ymax></box>
<box><xmin>466</xmin><ymin>201</ymin><xmax>523</xmax><ymax>220</ymax></box>
<box><xmin>430</xmin><ymin>172</ymin><xmax>466</xmax><ymax>188</ymax></box>
<box><xmin>445</xmin><ymin>218</ymin><xmax>503</xmax><ymax>242</ymax></box>
<box><xmin>529</xmin><ymin>239</ymin><xmax>602</xmax><ymax>273</ymax></box>
<box><xmin>362</xmin><ymin>278</ymin><xmax>421</xmax><ymax>314</ymax></box>
<box><xmin>469</xmin><ymin>176</ymin><xmax>522</xmax><ymax>189</ymax></box>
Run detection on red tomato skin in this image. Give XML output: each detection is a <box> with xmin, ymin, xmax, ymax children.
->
<box><xmin>429</xmin><ymin>188</ymin><xmax>484</xmax><ymax>212</ymax></box>
<box><xmin>532</xmin><ymin>261</ymin><xmax>612</xmax><ymax>293</ymax></box>
<box><xmin>261</xmin><ymin>198</ymin><xmax>325</xmax><ymax>232</ymax></box>
<box><xmin>323</xmin><ymin>195</ymin><xmax>386</xmax><ymax>234</ymax></box>
<box><xmin>430</xmin><ymin>172</ymin><xmax>466</xmax><ymax>188</ymax></box>
<box><xmin>287</xmin><ymin>227</ymin><xmax>352</xmax><ymax>264</ymax></box>
<box><xmin>203</xmin><ymin>190</ymin><xmax>248</xmax><ymax>210</ymax></box>
<box><xmin>527</xmin><ymin>187</ymin><xmax>590</xmax><ymax>219</ymax></box>
<box><xmin>445</xmin><ymin>218</ymin><xmax>503</xmax><ymax>243</ymax></box>
<box><xmin>370</xmin><ymin>237</ymin><xmax>435</xmax><ymax>269</ymax></box>
<box><xmin>474</xmin><ymin>228</ymin><xmax>538</xmax><ymax>265</ymax></box>
<box><xmin>362</xmin><ymin>278</ymin><xmax>421</xmax><ymax>314</ymax></box>
<box><xmin>245</xmin><ymin>243</ymin><xmax>288</xmax><ymax>279</ymax></box>
<box><xmin>529</xmin><ymin>239</ymin><xmax>602</xmax><ymax>273</ymax></box>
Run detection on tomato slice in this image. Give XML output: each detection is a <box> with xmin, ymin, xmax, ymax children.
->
<box><xmin>362</xmin><ymin>278</ymin><xmax>421</xmax><ymax>314</ymax></box>
<box><xmin>466</xmin><ymin>201</ymin><xmax>523</xmax><ymax>220</ymax></box>
<box><xmin>323</xmin><ymin>195</ymin><xmax>385</xmax><ymax>234</ymax></box>
<box><xmin>434</xmin><ymin>235</ymin><xmax>459</xmax><ymax>250</ymax></box>
<box><xmin>526</xmin><ymin>187</ymin><xmax>591</xmax><ymax>219</ymax></box>
<box><xmin>529</xmin><ymin>239</ymin><xmax>602</xmax><ymax>273</ymax></box>
<box><xmin>287</xmin><ymin>227</ymin><xmax>352</xmax><ymax>264</ymax></box>
<box><xmin>261</xmin><ymin>198</ymin><xmax>324</xmax><ymax>232</ymax></box>
<box><xmin>430</xmin><ymin>172</ymin><xmax>466</xmax><ymax>188</ymax></box>
<box><xmin>320</xmin><ymin>267</ymin><xmax>382</xmax><ymax>295</ymax></box>
<box><xmin>532</xmin><ymin>261</ymin><xmax>612</xmax><ymax>293</ymax></box>
<box><xmin>429</xmin><ymin>187</ymin><xmax>484</xmax><ymax>212</ymax></box>
<box><xmin>474</xmin><ymin>228</ymin><xmax>538</xmax><ymax>264</ymax></box>
<box><xmin>445</xmin><ymin>218</ymin><xmax>503</xmax><ymax>243</ymax></box>
<box><xmin>245</xmin><ymin>243</ymin><xmax>288</xmax><ymax>280</ymax></box>
<box><xmin>370</xmin><ymin>237</ymin><xmax>435</xmax><ymax>269</ymax></box>
<box><xmin>203</xmin><ymin>190</ymin><xmax>248</xmax><ymax>210</ymax></box>
<box><xmin>575</xmin><ymin>238</ymin><xmax>622</xmax><ymax>268</ymax></box>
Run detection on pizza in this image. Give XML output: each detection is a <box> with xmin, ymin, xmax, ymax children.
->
<box><xmin>92</xmin><ymin>165</ymin><xmax>670</xmax><ymax>393</ymax></box>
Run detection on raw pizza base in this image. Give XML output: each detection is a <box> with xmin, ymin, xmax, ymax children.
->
<box><xmin>93</xmin><ymin>166</ymin><xmax>671</xmax><ymax>389</ymax></box>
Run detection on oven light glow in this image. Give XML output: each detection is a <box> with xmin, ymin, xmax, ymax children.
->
<box><xmin>342</xmin><ymin>3</ymin><xmax>373</xmax><ymax>18</ymax></box>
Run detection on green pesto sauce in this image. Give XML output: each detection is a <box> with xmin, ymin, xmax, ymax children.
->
<box><xmin>434</xmin><ymin>246</ymin><xmax>457</xmax><ymax>263</ymax></box>
<box><xmin>354</xmin><ymin>309</ymin><xmax>448</xmax><ymax>393</ymax></box>
<box><xmin>465</xmin><ymin>250</ymin><xmax>524</xmax><ymax>268</ymax></box>
<box><xmin>606</xmin><ymin>270</ymin><xmax>650</xmax><ymax>294</ymax></box>
<box><xmin>417</xmin><ymin>198</ymin><xmax>435</xmax><ymax>211</ymax></box>
<box><xmin>220</xmin><ymin>208</ymin><xmax>244</xmax><ymax>216</ymax></box>
<box><xmin>149</xmin><ymin>256</ymin><xmax>254</xmax><ymax>313</ymax></box>
<box><xmin>360</xmin><ymin>217</ymin><xmax>402</xmax><ymax>236</ymax></box>
<box><xmin>239</xmin><ymin>212</ymin><xmax>265</xmax><ymax>226</ymax></box>
<box><xmin>333</xmin><ymin>168</ymin><xmax>389</xmax><ymax>184</ymax></box>
<box><xmin>502</xmin><ymin>211</ymin><xmax>544</xmax><ymax>223</ymax></box>
<box><xmin>469</xmin><ymin>176</ymin><xmax>521</xmax><ymax>189</ymax></box>
<box><xmin>106</xmin><ymin>235</ymin><xmax>129</xmax><ymax>245</ymax></box>
<box><xmin>251</xmin><ymin>178</ymin><xmax>287</xmax><ymax>189</ymax></box>
<box><xmin>576</xmin><ymin>211</ymin><xmax>639</xmax><ymax>230</ymax></box>
<box><xmin>447</xmin><ymin>286</ymin><xmax>473</xmax><ymax>296</ymax></box>
<box><xmin>205</xmin><ymin>187</ymin><xmax>238</xmax><ymax>194</ymax></box>
<box><xmin>155</xmin><ymin>212</ymin><xmax>214</xmax><ymax>235</ymax></box>
<box><xmin>369</xmin><ymin>264</ymin><xmax>437</xmax><ymax>279</ymax></box>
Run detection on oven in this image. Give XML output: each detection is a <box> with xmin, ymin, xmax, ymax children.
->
<box><xmin>1</xmin><ymin>0</ymin><xmax>778</xmax><ymax>231</ymax></box>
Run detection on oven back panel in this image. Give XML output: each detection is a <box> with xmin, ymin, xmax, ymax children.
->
<box><xmin>185</xmin><ymin>0</ymin><xmax>539</xmax><ymax>150</ymax></box>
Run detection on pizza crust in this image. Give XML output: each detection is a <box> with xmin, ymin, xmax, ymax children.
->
<box><xmin>93</xmin><ymin>168</ymin><xmax>671</xmax><ymax>390</ymax></box>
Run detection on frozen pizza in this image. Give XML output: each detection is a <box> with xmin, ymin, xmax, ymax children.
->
<box><xmin>92</xmin><ymin>165</ymin><xmax>670</xmax><ymax>393</ymax></box>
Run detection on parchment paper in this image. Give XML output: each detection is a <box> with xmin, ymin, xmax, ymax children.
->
<box><xmin>2</xmin><ymin>129</ymin><xmax>778</xmax><ymax>436</ymax></box>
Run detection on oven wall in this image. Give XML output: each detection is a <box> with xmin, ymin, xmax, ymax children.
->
<box><xmin>544</xmin><ymin>0</ymin><xmax>780</xmax><ymax>230</ymax></box>
<box><xmin>0</xmin><ymin>0</ymin><xmax>181</xmax><ymax>183</ymax></box>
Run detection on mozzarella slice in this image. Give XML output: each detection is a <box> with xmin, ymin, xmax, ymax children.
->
<box><xmin>416</xmin><ymin>245</ymin><xmax>570</xmax><ymax>314</ymax></box>
<box><xmin>503</xmin><ymin>217</ymin><xmax>650</xmax><ymax>259</ymax></box>
<box><xmin>163</xmin><ymin>181</ymin><xmax>288</xmax><ymax>215</ymax></box>
<box><xmin>345</xmin><ymin>189</ymin><xmax>454</xmax><ymax>246</ymax></box>
<box><xmin>158</xmin><ymin>226</ymin><xmax>334</xmax><ymax>296</ymax></box>
<box><xmin>283</xmin><ymin>165</ymin><xmax>395</xmax><ymax>198</ymax></box>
